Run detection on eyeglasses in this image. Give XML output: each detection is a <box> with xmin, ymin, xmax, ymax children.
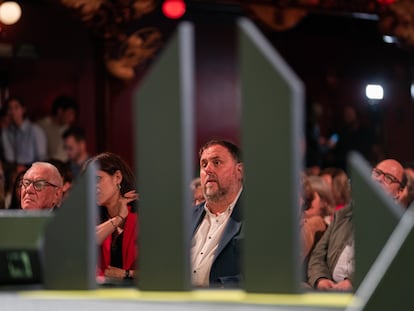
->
<box><xmin>21</xmin><ymin>179</ymin><xmax>59</xmax><ymax>192</ymax></box>
<box><xmin>371</xmin><ymin>168</ymin><xmax>402</xmax><ymax>186</ymax></box>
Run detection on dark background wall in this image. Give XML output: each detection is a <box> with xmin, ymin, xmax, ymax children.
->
<box><xmin>0</xmin><ymin>2</ymin><xmax>413</xmax><ymax>169</ymax></box>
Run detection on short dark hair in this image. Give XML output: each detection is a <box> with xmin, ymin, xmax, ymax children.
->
<box><xmin>199</xmin><ymin>139</ymin><xmax>242</xmax><ymax>163</ymax></box>
<box><xmin>62</xmin><ymin>126</ymin><xmax>86</xmax><ymax>141</ymax></box>
<box><xmin>52</xmin><ymin>95</ymin><xmax>78</xmax><ymax>116</ymax></box>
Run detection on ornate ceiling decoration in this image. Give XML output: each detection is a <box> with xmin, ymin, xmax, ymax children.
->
<box><xmin>59</xmin><ymin>0</ymin><xmax>414</xmax><ymax>79</ymax></box>
<box><xmin>60</xmin><ymin>0</ymin><xmax>162</xmax><ymax>80</ymax></box>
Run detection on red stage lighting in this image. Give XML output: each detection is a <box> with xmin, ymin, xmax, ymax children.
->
<box><xmin>162</xmin><ymin>0</ymin><xmax>186</xmax><ymax>19</ymax></box>
<box><xmin>377</xmin><ymin>0</ymin><xmax>396</xmax><ymax>5</ymax></box>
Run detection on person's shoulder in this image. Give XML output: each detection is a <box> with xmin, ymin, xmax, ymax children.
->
<box><xmin>332</xmin><ymin>203</ymin><xmax>352</xmax><ymax>222</ymax></box>
<box><xmin>31</xmin><ymin>122</ymin><xmax>46</xmax><ymax>135</ymax></box>
<box><xmin>36</xmin><ymin>116</ymin><xmax>51</xmax><ymax>127</ymax></box>
<box><xmin>193</xmin><ymin>203</ymin><xmax>206</xmax><ymax>217</ymax></box>
<box><xmin>193</xmin><ymin>202</ymin><xmax>205</xmax><ymax>212</ymax></box>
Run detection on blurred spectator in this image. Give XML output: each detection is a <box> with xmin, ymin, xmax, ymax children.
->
<box><xmin>400</xmin><ymin>166</ymin><xmax>414</xmax><ymax>209</ymax></box>
<box><xmin>62</xmin><ymin>126</ymin><xmax>90</xmax><ymax>179</ymax></box>
<box><xmin>1</xmin><ymin>97</ymin><xmax>47</xmax><ymax>166</ymax></box>
<box><xmin>0</xmin><ymin>105</ymin><xmax>9</xmax><ymax>162</ymax></box>
<box><xmin>300</xmin><ymin>175</ymin><xmax>325</xmax><ymax>268</ymax></box>
<box><xmin>320</xmin><ymin>167</ymin><xmax>351</xmax><ymax>211</ymax></box>
<box><xmin>305</xmin><ymin>101</ymin><xmax>325</xmax><ymax>175</ymax></box>
<box><xmin>190</xmin><ymin>177</ymin><xmax>204</xmax><ymax>206</ymax></box>
<box><xmin>308</xmin><ymin>158</ymin><xmax>405</xmax><ymax>292</ymax></box>
<box><xmin>3</xmin><ymin>163</ymin><xmax>27</xmax><ymax>209</ymax></box>
<box><xmin>37</xmin><ymin>95</ymin><xmax>78</xmax><ymax>162</ymax></box>
<box><xmin>0</xmin><ymin>161</ymin><xmax>6</xmax><ymax>209</ymax></box>
<box><xmin>330</xmin><ymin>105</ymin><xmax>378</xmax><ymax>171</ymax></box>
<box><xmin>7</xmin><ymin>169</ymin><xmax>26</xmax><ymax>210</ymax></box>
<box><xmin>46</xmin><ymin>158</ymin><xmax>73</xmax><ymax>204</ymax></box>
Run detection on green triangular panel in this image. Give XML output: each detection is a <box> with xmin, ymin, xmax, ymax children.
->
<box><xmin>134</xmin><ymin>22</ymin><xmax>194</xmax><ymax>291</ymax></box>
<box><xmin>239</xmin><ymin>18</ymin><xmax>304</xmax><ymax>293</ymax></box>
<box><xmin>44</xmin><ymin>164</ymin><xmax>97</xmax><ymax>290</ymax></box>
<box><xmin>363</xmin><ymin>211</ymin><xmax>414</xmax><ymax>311</ymax></box>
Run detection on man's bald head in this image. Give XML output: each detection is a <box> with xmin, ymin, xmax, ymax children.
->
<box><xmin>20</xmin><ymin>162</ymin><xmax>63</xmax><ymax>210</ymax></box>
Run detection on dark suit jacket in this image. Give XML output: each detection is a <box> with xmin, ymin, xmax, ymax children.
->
<box><xmin>192</xmin><ymin>197</ymin><xmax>243</xmax><ymax>288</ymax></box>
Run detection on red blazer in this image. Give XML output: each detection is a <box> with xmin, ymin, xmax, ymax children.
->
<box><xmin>97</xmin><ymin>206</ymin><xmax>138</xmax><ymax>276</ymax></box>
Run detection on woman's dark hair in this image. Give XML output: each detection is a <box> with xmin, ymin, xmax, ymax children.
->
<box><xmin>85</xmin><ymin>152</ymin><xmax>135</xmax><ymax>195</ymax></box>
<box><xmin>9</xmin><ymin>170</ymin><xmax>26</xmax><ymax>210</ymax></box>
<box><xmin>84</xmin><ymin>152</ymin><xmax>137</xmax><ymax>212</ymax></box>
<box><xmin>301</xmin><ymin>174</ymin><xmax>314</xmax><ymax>212</ymax></box>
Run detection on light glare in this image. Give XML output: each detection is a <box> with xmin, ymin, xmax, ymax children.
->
<box><xmin>0</xmin><ymin>1</ymin><xmax>22</xmax><ymax>25</ymax></box>
<box><xmin>365</xmin><ymin>84</ymin><xmax>384</xmax><ymax>100</ymax></box>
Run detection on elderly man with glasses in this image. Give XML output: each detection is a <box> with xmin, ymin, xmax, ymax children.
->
<box><xmin>371</xmin><ymin>159</ymin><xmax>407</xmax><ymax>203</ymax></box>
<box><xmin>307</xmin><ymin>158</ymin><xmax>406</xmax><ymax>292</ymax></box>
<box><xmin>20</xmin><ymin>162</ymin><xmax>64</xmax><ymax>211</ymax></box>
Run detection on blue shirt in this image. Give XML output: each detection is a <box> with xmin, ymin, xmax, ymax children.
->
<box><xmin>2</xmin><ymin>119</ymin><xmax>47</xmax><ymax>165</ymax></box>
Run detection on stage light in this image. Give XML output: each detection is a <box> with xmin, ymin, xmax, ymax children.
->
<box><xmin>0</xmin><ymin>1</ymin><xmax>21</xmax><ymax>25</ymax></box>
<box><xmin>365</xmin><ymin>84</ymin><xmax>384</xmax><ymax>101</ymax></box>
<box><xmin>162</xmin><ymin>0</ymin><xmax>186</xmax><ymax>19</ymax></box>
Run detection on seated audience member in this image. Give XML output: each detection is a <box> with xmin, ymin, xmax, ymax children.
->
<box><xmin>301</xmin><ymin>175</ymin><xmax>334</xmax><ymax>267</ymax></box>
<box><xmin>20</xmin><ymin>162</ymin><xmax>64</xmax><ymax>211</ymax></box>
<box><xmin>84</xmin><ymin>152</ymin><xmax>139</xmax><ymax>281</ymax></box>
<box><xmin>1</xmin><ymin>97</ymin><xmax>47</xmax><ymax>166</ymax></box>
<box><xmin>320</xmin><ymin>167</ymin><xmax>351</xmax><ymax>211</ymax></box>
<box><xmin>399</xmin><ymin>169</ymin><xmax>414</xmax><ymax>209</ymax></box>
<box><xmin>3</xmin><ymin>163</ymin><xmax>27</xmax><ymax>208</ymax></box>
<box><xmin>46</xmin><ymin>158</ymin><xmax>73</xmax><ymax>204</ymax></box>
<box><xmin>0</xmin><ymin>161</ymin><xmax>5</xmax><ymax>209</ymax></box>
<box><xmin>307</xmin><ymin>175</ymin><xmax>335</xmax><ymax>224</ymax></box>
<box><xmin>190</xmin><ymin>177</ymin><xmax>205</xmax><ymax>206</ymax></box>
<box><xmin>37</xmin><ymin>95</ymin><xmax>78</xmax><ymax>161</ymax></box>
<box><xmin>192</xmin><ymin>139</ymin><xmax>243</xmax><ymax>288</ymax></box>
<box><xmin>8</xmin><ymin>170</ymin><xmax>26</xmax><ymax>210</ymax></box>
<box><xmin>307</xmin><ymin>159</ymin><xmax>406</xmax><ymax>291</ymax></box>
<box><xmin>62</xmin><ymin>126</ymin><xmax>90</xmax><ymax>179</ymax></box>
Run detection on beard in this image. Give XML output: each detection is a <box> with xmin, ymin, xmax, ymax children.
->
<box><xmin>203</xmin><ymin>182</ymin><xmax>228</xmax><ymax>202</ymax></box>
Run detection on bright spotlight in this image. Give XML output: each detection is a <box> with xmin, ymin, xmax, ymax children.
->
<box><xmin>0</xmin><ymin>1</ymin><xmax>22</xmax><ymax>25</ymax></box>
<box><xmin>365</xmin><ymin>84</ymin><xmax>384</xmax><ymax>100</ymax></box>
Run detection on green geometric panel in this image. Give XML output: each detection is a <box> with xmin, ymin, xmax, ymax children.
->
<box><xmin>43</xmin><ymin>164</ymin><xmax>97</xmax><ymax>290</ymax></box>
<box><xmin>239</xmin><ymin>18</ymin><xmax>304</xmax><ymax>293</ymax></box>
<box><xmin>348</xmin><ymin>152</ymin><xmax>404</xmax><ymax>289</ymax></box>
<box><xmin>0</xmin><ymin>211</ymin><xmax>51</xmax><ymax>249</ymax></box>
<box><xmin>134</xmin><ymin>22</ymin><xmax>194</xmax><ymax>291</ymax></box>
<box><xmin>360</xmin><ymin>210</ymin><xmax>414</xmax><ymax>311</ymax></box>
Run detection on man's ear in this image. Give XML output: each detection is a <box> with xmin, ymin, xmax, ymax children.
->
<box><xmin>53</xmin><ymin>187</ymin><xmax>64</xmax><ymax>207</ymax></box>
<box><xmin>237</xmin><ymin>162</ymin><xmax>244</xmax><ymax>181</ymax></box>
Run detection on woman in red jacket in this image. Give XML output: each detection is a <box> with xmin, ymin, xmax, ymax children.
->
<box><xmin>86</xmin><ymin>152</ymin><xmax>138</xmax><ymax>282</ymax></box>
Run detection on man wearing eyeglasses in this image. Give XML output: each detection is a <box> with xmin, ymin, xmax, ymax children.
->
<box><xmin>308</xmin><ymin>158</ymin><xmax>406</xmax><ymax>291</ymax></box>
<box><xmin>20</xmin><ymin>162</ymin><xmax>64</xmax><ymax>211</ymax></box>
<box><xmin>371</xmin><ymin>159</ymin><xmax>407</xmax><ymax>202</ymax></box>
